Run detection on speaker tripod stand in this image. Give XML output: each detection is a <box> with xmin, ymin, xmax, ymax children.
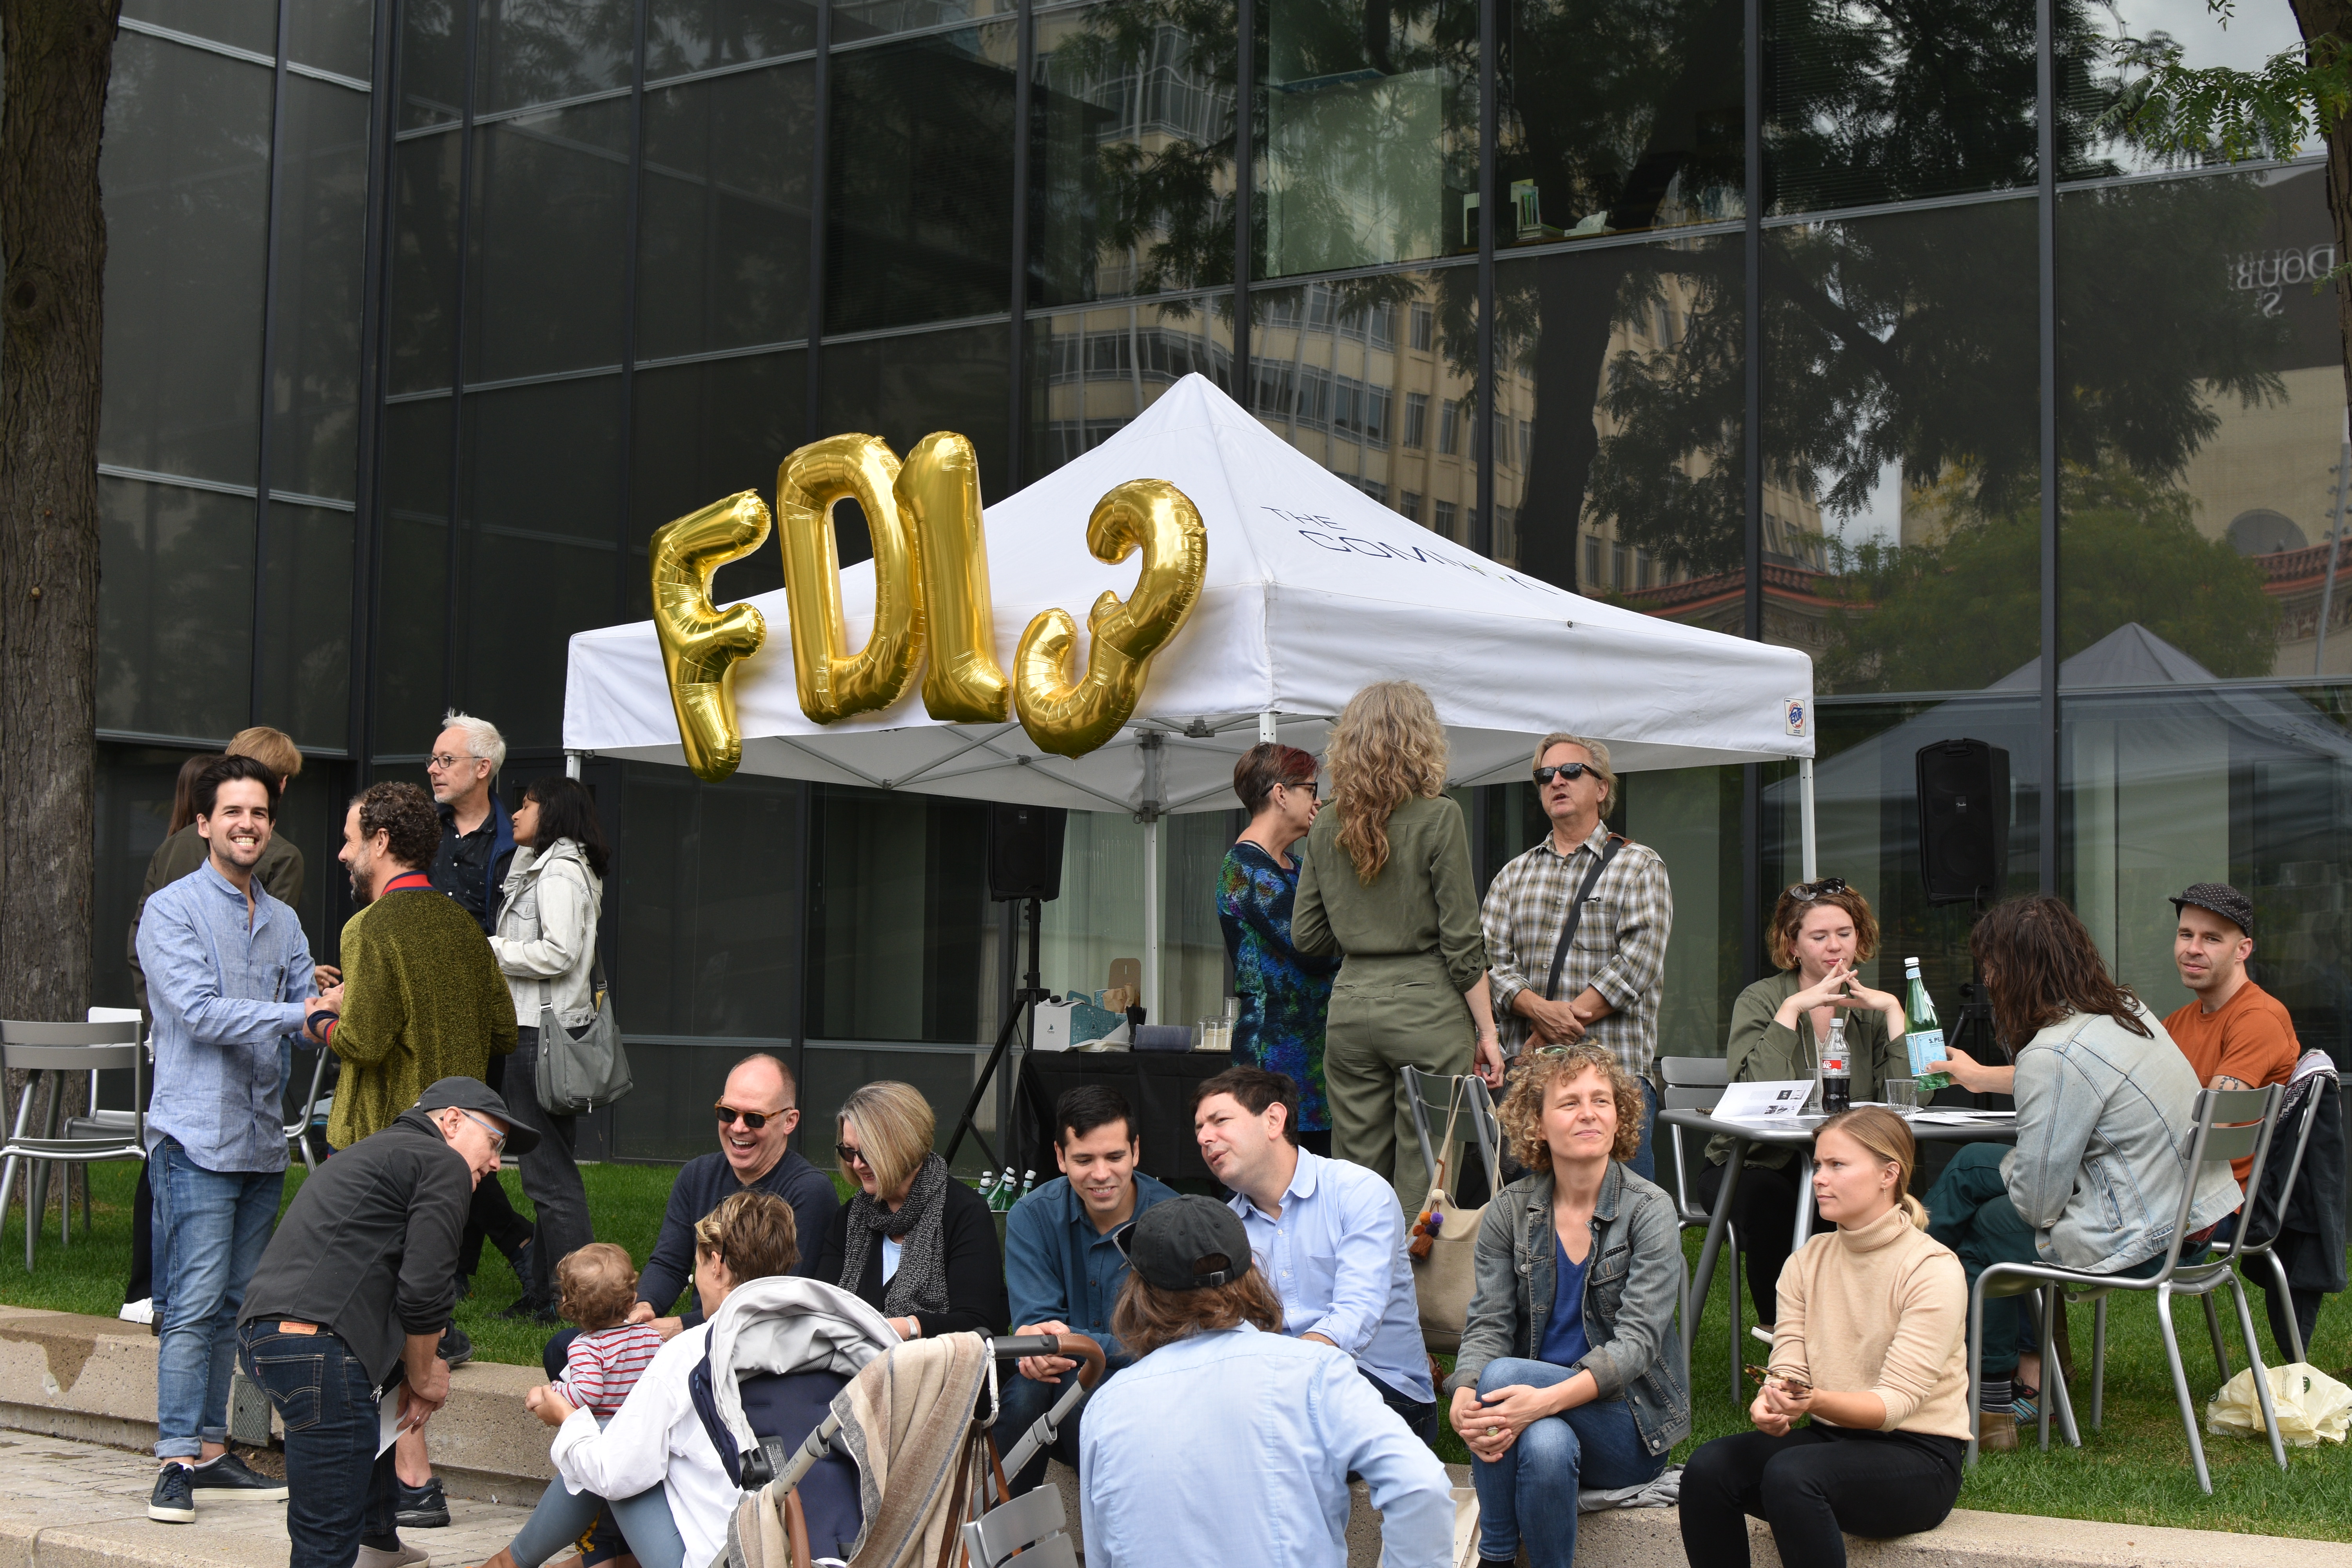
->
<box><xmin>946</xmin><ymin>895</ymin><xmax>1050</xmax><ymax>1171</ymax></box>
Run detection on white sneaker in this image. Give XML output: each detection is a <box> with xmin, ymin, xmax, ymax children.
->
<box><xmin>119</xmin><ymin>1299</ymin><xmax>155</xmax><ymax>1326</ymax></box>
<box><xmin>355</xmin><ymin>1543</ymin><xmax>430</xmax><ymax>1568</ymax></box>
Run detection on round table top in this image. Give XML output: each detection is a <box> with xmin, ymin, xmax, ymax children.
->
<box><xmin>1655</xmin><ymin>1103</ymin><xmax>2022</xmax><ymax>1146</ymax></box>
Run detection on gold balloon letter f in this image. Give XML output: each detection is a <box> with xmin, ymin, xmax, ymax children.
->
<box><xmin>650</xmin><ymin>492</ymin><xmax>772</xmax><ymax>781</ymax></box>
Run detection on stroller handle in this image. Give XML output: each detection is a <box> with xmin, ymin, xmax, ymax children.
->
<box><xmin>988</xmin><ymin>1332</ymin><xmax>1107</xmax><ymax>1389</ymax></box>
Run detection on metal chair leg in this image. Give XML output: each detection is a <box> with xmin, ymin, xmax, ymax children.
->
<box><xmin>2090</xmin><ymin>1297</ymin><xmax>2107</xmax><ymax>1431</ymax></box>
<box><xmin>1726</xmin><ymin>1232</ymin><xmax>1742</xmax><ymax>1400</ymax></box>
<box><xmin>2202</xmin><ymin>1292</ymin><xmax>2231</xmax><ymax>1380</ymax></box>
<box><xmin>1966</xmin><ymin>1277</ymin><xmax>1986</xmax><ymax>1468</ymax></box>
<box><xmin>2154</xmin><ymin>1287</ymin><xmax>2213</xmax><ymax>1495</ymax></box>
<box><xmin>2227</xmin><ymin>1276</ymin><xmax>2288</xmax><ymax>1472</ymax></box>
<box><xmin>2260</xmin><ymin>1249</ymin><xmax>2306</xmax><ymax>1366</ymax></box>
<box><xmin>2039</xmin><ymin>1289</ymin><xmax>2080</xmax><ymax>1449</ymax></box>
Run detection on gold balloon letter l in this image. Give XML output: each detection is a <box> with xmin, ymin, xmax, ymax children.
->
<box><xmin>1014</xmin><ymin>479</ymin><xmax>1208</xmax><ymax>758</ymax></box>
<box><xmin>650</xmin><ymin>491</ymin><xmax>772</xmax><ymax>782</ymax></box>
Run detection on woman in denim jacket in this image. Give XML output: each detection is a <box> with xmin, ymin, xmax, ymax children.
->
<box><xmin>1447</xmin><ymin>1043</ymin><xmax>1690</xmax><ymax>1568</ymax></box>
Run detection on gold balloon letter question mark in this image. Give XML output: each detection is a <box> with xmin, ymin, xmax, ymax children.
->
<box><xmin>1014</xmin><ymin>479</ymin><xmax>1208</xmax><ymax>758</ymax></box>
<box><xmin>650</xmin><ymin>491</ymin><xmax>772</xmax><ymax>782</ymax></box>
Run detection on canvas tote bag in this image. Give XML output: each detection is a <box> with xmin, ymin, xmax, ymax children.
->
<box><xmin>1412</xmin><ymin>1079</ymin><xmax>1487</xmax><ymax>1353</ymax></box>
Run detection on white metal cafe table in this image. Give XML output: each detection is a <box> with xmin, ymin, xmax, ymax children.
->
<box><xmin>1659</xmin><ymin>1103</ymin><xmax>2023</xmax><ymax>1363</ymax></box>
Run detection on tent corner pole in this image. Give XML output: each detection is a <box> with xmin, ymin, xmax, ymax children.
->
<box><xmin>1143</xmin><ymin>816</ymin><xmax>1161</xmax><ymax>1023</ymax></box>
<box><xmin>1798</xmin><ymin>754</ymin><xmax>1817</xmax><ymax>882</ymax></box>
<box><xmin>565</xmin><ymin>750</ymin><xmax>584</xmax><ymax>781</ymax></box>
<box><xmin>1258</xmin><ymin>710</ymin><xmax>1278</xmax><ymax>744</ymax></box>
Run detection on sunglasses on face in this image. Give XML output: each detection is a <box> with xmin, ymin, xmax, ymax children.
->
<box><xmin>1789</xmin><ymin>877</ymin><xmax>1851</xmax><ymax>902</ymax></box>
<box><xmin>834</xmin><ymin>1142</ymin><xmax>871</xmax><ymax>1167</ymax></box>
<box><xmin>1532</xmin><ymin>762</ymin><xmax>1591</xmax><ymax>787</ymax></box>
<box><xmin>715</xmin><ymin>1103</ymin><xmax>789</xmax><ymax>1130</ymax></box>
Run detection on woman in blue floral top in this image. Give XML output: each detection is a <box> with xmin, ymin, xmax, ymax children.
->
<box><xmin>1218</xmin><ymin>744</ymin><xmax>1344</xmax><ymax>1153</ymax></box>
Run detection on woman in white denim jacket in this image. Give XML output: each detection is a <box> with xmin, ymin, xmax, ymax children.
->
<box><xmin>1923</xmin><ymin>895</ymin><xmax>2240</xmax><ymax>1447</ymax></box>
<box><xmin>487</xmin><ymin>775</ymin><xmax>608</xmax><ymax>1317</ymax></box>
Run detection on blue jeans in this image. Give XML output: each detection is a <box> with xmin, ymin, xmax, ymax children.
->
<box><xmin>505</xmin><ymin>1416</ymin><xmax>686</xmax><ymax>1568</ymax></box>
<box><xmin>152</xmin><ymin>1136</ymin><xmax>282</xmax><ymax>1457</ymax></box>
<box><xmin>1469</xmin><ymin>1358</ymin><xmax>1666</xmax><ymax>1568</ymax></box>
<box><xmin>237</xmin><ymin>1322</ymin><xmax>397</xmax><ymax>1567</ymax></box>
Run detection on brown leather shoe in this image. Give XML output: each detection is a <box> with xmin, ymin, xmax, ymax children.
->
<box><xmin>1978</xmin><ymin>1410</ymin><xmax>2018</xmax><ymax>1452</ymax></box>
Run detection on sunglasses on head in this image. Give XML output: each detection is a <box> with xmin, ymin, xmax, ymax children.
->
<box><xmin>715</xmin><ymin>1103</ymin><xmax>789</xmax><ymax>1130</ymax></box>
<box><xmin>1532</xmin><ymin>762</ymin><xmax>1591</xmax><ymax>787</ymax></box>
<box><xmin>1789</xmin><ymin>877</ymin><xmax>1851</xmax><ymax>902</ymax></box>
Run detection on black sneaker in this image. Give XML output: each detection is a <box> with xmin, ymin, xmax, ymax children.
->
<box><xmin>437</xmin><ymin>1326</ymin><xmax>472</xmax><ymax>1368</ymax></box>
<box><xmin>498</xmin><ymin>1294</ymin><xmax>557</xmax><ymax>1324</ymax></box>
<box><xmin>148</xmin><ymin>1463</ymin><xmax>196</xmax><ymax>1523</ymax></box>
<box><xmin>187</xmin><ymin>1450</ymin><xmax>289</xmax><ymax>1501</ymax></box>
<box><xmin>394</xmin><ymin>1475</ymin><xmax>450</xmax><ymax>1529</ymax></box>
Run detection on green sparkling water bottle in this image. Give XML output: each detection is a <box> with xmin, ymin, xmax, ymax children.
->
<box><xmin>1904</xmin><ymin>958</ymin><xmax>1951</xmax><ymax>1093</ymax></box>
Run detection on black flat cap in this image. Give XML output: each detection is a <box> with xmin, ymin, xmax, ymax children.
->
<box><xmin>414</xmin><ymin>1076</ymin><xmax>541</xmax><ymax>1154</ymax></box>
<box><xmin>2170</xmin><ymin>882</ymin><xmax>2254</xmax><ymax>938</ymax></box>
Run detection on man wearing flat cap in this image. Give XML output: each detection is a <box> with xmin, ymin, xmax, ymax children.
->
<box><xmin>2162</xmin><ymin>882</ymin><xmax>2300</xmax><ymax>1182</ymax></box>
<box><xmin>1076</xmin><ymin>1194</ymin><xmax>1453</xmax><ymax>1568</ymax></box>
<box><xmin>236</xmin><ymin>1079</ymin><xmax>538</xmax><ymax>1568</ymax></box>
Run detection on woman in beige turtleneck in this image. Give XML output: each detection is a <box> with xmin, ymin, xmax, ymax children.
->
<box><xmin>1677</xmin><ymin>1107</ymin><xmax>1970</xmax><ymax>1568</ymax></box>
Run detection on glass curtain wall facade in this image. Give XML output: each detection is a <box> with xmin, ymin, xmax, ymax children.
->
<box><xmin>92</xmin><ymin>0</ymin><xmax>2352</xmax><ymax>1163</ymax></box>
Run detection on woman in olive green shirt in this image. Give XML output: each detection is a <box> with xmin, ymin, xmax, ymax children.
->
<box><xmin>1294</xmin><ymin>681</ymin><xmax>1501</xmax><ymax>1209</ymax></box>
<box><xmin>1698</xmin><ymin>878</ymin><xmax>1906</xmax><ymax>1323</ymax></box>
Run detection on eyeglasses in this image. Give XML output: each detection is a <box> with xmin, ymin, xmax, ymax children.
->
<box><xmin>1277</xmin><ymin>780</ymin><xmax>1319</xmax><ymax>801</ymax></box>
<box><xmin>715</xmin><ymin>1103</ymin><xmax>790</xmax><ymax>1130</ymax></box>
<box><xmin>834</xmin><ymin>1142</ymin><xmax>871</xmax><ymax>1167</ymax></box>
<box><xmin>457</xmin><ymin>1109</ymin><xmax>508</xmax><ymax>1154</ymax></box>
<box><xmin>1789</xmin><ymin>877</ymin><xmax>1851</xmax><ymax>902</ymax></box>
<box><xmin>1532</xmin><ymin>762</ymin><xmax>1592</xmax><ymax>786</ymax></box>
<box><xmin>426</xmin><ymin>752</ymin><xmax>473</xmax><ymax>773</ymax></box>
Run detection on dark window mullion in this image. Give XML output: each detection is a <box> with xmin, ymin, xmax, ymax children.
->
<box><xmin>251</xmin><ymin>0</ymin><xmax>296</xmax><ymax>728</ymax></box>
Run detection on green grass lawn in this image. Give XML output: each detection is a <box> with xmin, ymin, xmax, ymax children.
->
<box><xmin>6</xmin><ymin>1163</ymin><xmax>2348</xmax><ymax>1538</ymax></box>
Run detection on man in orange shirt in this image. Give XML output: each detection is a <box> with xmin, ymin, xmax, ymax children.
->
<box><xmin>2160</xmin><ymin>883</ymin><xmax>2298</xmax><ymax>1187</ymax></box>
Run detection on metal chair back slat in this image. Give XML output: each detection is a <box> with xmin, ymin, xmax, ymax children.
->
<box><xmin>0</xmin><ymin>1020</ymin><xmax>148</xmax><ymax>1270</ymax></box>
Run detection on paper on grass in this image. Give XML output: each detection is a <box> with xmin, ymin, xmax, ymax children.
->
<box><xmin>1710</xmin><ymin>1081</ymin><xmax>1815</xmax><ymax>1125</ymax></box>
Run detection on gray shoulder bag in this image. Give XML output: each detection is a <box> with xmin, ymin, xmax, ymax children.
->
<box><xmin>533</xmin><ymin>869</ymin><xmax>632</xmax><ymax>1115</ymax></box>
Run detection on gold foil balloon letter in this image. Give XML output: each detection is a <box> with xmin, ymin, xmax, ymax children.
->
<box><xmin>777</xmin><ymin>434</ymin><xmax>922</xmax><ymax>723</ymax></box>
<box><xmin>650</xmin><ymin>491</ymin><xmax>772</xmax><ymax>782</ymax></box>
<box><xmin>1014</xmin><ymin>479</ymin><xmax>1207</xmax><ymax>757</ymax></box>
<box><xmin>896</xmin><ymin>433</ymin><xmax>1010</xmax><ymax>724</ymax></box>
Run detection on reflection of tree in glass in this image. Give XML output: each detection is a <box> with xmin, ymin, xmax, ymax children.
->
<box><xmin>1818</xmin><ymin>464</ymin><xmax>2279</xmax><ymax>690</ymax></box>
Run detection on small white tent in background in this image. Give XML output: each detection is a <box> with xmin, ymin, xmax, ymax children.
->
<box><xmin>564</xmin><ymin>373</ymin><xmax>1819</xmax><ymax>1013</ymax></box>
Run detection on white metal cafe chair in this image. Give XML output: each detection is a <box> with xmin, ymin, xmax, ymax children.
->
<box><xmin>0</xmin><ymin>1018</ymin><xmax>147</xmax><ymax>1270</ymax></box>
<box><xmin>2225</xmin><ymin>1062</ymin><xmax>2338</xmax><ymax>1367</ymax></box>
<box><xmin>960</xmin><ymin>1481</ymin><xmax>1079</xmax><ymax>1568</ymax></box>
<box><xmin>1401</xmin><ymin>1064</ymin><xmax>1503</xmax><ymax>1200</ymax></box>
<box><xmin>1966</xmin><ymin>1083</ymin><xmax>2286</xmax><ymax>1494</ymax></box>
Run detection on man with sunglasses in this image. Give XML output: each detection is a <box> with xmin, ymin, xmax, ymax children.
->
<box><xmin>238</xmin><ymin>1077</ymin><xmax>535</xmax><ymax>1568</ymax></box>
<box><xmin>620</xmin><ymin>1053</ymin><xmax>840</xmax><ymax>1342</ymax></box>
<box><xmin>1481</xmin><ymin>734</ymin><xmax>1673</xmax><ymax>1180</ymax></box>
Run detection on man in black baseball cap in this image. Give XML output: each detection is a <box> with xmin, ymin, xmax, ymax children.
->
<box><xmin>1077</xmin><ymin>1194</ymin><xmax>1453</xmax><ymax>1568</ymax></box>
<box><xmin>235</xmin><ymin>1079</ymin><xmax>531</xmax><ymax>1568</ymax></box>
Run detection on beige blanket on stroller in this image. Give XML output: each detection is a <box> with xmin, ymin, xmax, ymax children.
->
<box><xmin>723</xmin><ymin>1334</ymin><xmax>992</xmax><ymax>1568</ymax></box>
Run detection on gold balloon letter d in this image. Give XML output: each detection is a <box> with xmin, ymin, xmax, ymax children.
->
<box><xmin>1014</xmin><ymin>480</ymin><xmax>1207</xmax><ymax>757</ymax></box>
<box><xmin>650</xmin><ymin>491</ymin><xmax>772</xmax><ymax>782</ymax></box>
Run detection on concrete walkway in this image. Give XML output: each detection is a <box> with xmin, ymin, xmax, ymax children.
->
<box><xmin>0</xmin><ymin>1430</ymin><xmax>553</xmax><ymax>1568</ymax></box>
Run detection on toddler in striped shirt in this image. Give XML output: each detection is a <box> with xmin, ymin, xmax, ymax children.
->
<box><xmin>554</xmin><ymin>1243</ymin><xmax>664</xmax><ymax>1419</ymax></box>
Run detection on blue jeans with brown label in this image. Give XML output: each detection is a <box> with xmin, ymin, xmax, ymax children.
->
<box><xmin>238</xmin><ymin>1322</ymin><xmax>398</xmax><ymax>1567</ymax></box>
<box><xmin>152</xmin><ymin>1136</ymin><xmax>282</xmax><ymax>1459</ymax></box>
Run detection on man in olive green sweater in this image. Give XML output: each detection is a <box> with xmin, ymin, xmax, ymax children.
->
<box><xmin>318</xmin><ymin>781</ymin><xmax>516</xmax><ymax>1149</ymax></box>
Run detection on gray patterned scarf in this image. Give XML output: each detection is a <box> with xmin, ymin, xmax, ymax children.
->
<box><xmin>837</xmin><ymin>1152</ymin><xmax>953</xmax><ymax>1318</ymax></box>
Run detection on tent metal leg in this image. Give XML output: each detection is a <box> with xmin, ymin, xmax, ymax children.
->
<box><xmin>1797</xmin><ymin>754</ymin><xmax>1817</xmax><ymax>882</ymax></box>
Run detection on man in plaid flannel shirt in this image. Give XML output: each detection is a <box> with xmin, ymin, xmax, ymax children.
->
<box><xmin>1481</xmin><ymin>733</ymin><xmax>1673</xmax><ymax>1180</ymax></box>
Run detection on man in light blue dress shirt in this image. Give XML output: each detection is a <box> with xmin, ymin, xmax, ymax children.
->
<box><xmin>1193</xmin><ymin>1065</ymin><xmax>1438</xmax><ymax>1439</ymax></box>
<box><xmin>135</xmin><ymin>756</ymin><xmax>335</xmax><ymax>1525</ymax></box>
<box><xmin>1079</xmin><ymin>1194</ymin><xmax>1452</xmax><ymax>1568</ymax></box>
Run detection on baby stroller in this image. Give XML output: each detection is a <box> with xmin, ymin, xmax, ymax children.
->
<box><xmin>697</xmin><ymin>1283</ymin><xmax>1104</xmax><ymax>1568</ymax></box>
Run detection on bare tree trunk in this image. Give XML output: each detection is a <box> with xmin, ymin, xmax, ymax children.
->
<box><xmin>2293</xmin><ymin>0</ymin><xmax>2352</xmax><ymax>412</ymax></box>
<box><xmin>0</xmin><ymin>0</ymin><xmax>119</xmax><ymax>1064</ymax></box>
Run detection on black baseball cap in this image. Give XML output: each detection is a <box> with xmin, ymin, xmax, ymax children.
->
<box><xmin>2170</xmin><ymin>882</ymin><xmax>2254</xmax><ymax>938</ymax></box>
<box><xmin>1115</xmin><ymin>1194</ymin><xmax>1253</xmax><ymax>1292</ymax></box>
<box><xmin>414</xmin><ymin>1077</ymin><xmax>541</xmax><ymax>1154</ymax></box>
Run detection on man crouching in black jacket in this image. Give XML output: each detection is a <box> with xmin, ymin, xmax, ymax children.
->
<box><xmin>237</xmin><ymin>1078</ymin><xmax>539</xmax><ymax>1568</ymax></box>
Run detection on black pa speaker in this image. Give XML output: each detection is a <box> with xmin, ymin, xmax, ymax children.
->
<box><xmin>1915</xmin><ymin>739</ymin><xmax>2010</xmax><ymax>907</ymax></box>
<box><xmin>986</xmin><ymin>804</ymin><xmax>1067</xmax><ymax>903</ymax></box>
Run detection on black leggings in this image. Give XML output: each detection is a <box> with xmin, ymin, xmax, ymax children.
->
<box><xmin>1693</xmin><ymin>1160</ymin><xmax>1829</xmax><ymax>1325</ymax></box>
<box><xmin>1679</xmin><ymin>1423</ymin><xmax>1964</xmax><ymax>1568</ymax></box>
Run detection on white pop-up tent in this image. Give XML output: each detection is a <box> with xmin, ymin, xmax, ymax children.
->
<box><xmin>564</xmin><ymin>374</ymin><xmax>1820</xmax><ymax>1010</ymax></box>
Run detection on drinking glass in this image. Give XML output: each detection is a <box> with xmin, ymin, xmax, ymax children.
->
<box><xmin>1884</xmin><ymin>1078</ymin><xmax>1920</xmax><ymax>1118</ymax></box>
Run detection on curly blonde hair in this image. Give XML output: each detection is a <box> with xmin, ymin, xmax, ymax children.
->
<box><xmin>1326</xmin><ymin>681</ymin><xmax>1448</xmax><ymax>883</ymax></box>
<box><xmin>1497</xmin><ymin>1043</ymin><xmax>1643</xmax><ymax>1169</ymax></box>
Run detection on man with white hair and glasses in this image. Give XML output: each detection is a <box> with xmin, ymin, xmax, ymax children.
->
<box><xmin>427</xmin><ymin>709</ymin><xmax>518</xmax><ymax>936</ymax></box>
<box><xmin>1480</xmin><ymin>733</ymin><xmax>1673</xmax><ymax>1180</ymax></box>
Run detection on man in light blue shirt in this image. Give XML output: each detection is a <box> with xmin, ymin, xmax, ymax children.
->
<box><xmin>1194</xmin><ymin>1065</ymin><xmax>1437</xmax><ymax>1439</ymax></box>
<box><xmin>1079</xmin><ymin>1194</ymin><xmax>1452</xmax><ymax>1568</ymax></box>
<box><xmin>136</xmin><ymin>756</ymin><xmax>333</xmax><ymax>1524</ymax></box>
<box><xmin>1002</xmin><ymin>1085</ymin><xmax>1176</xmax><ymax>1493</ymax></box>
